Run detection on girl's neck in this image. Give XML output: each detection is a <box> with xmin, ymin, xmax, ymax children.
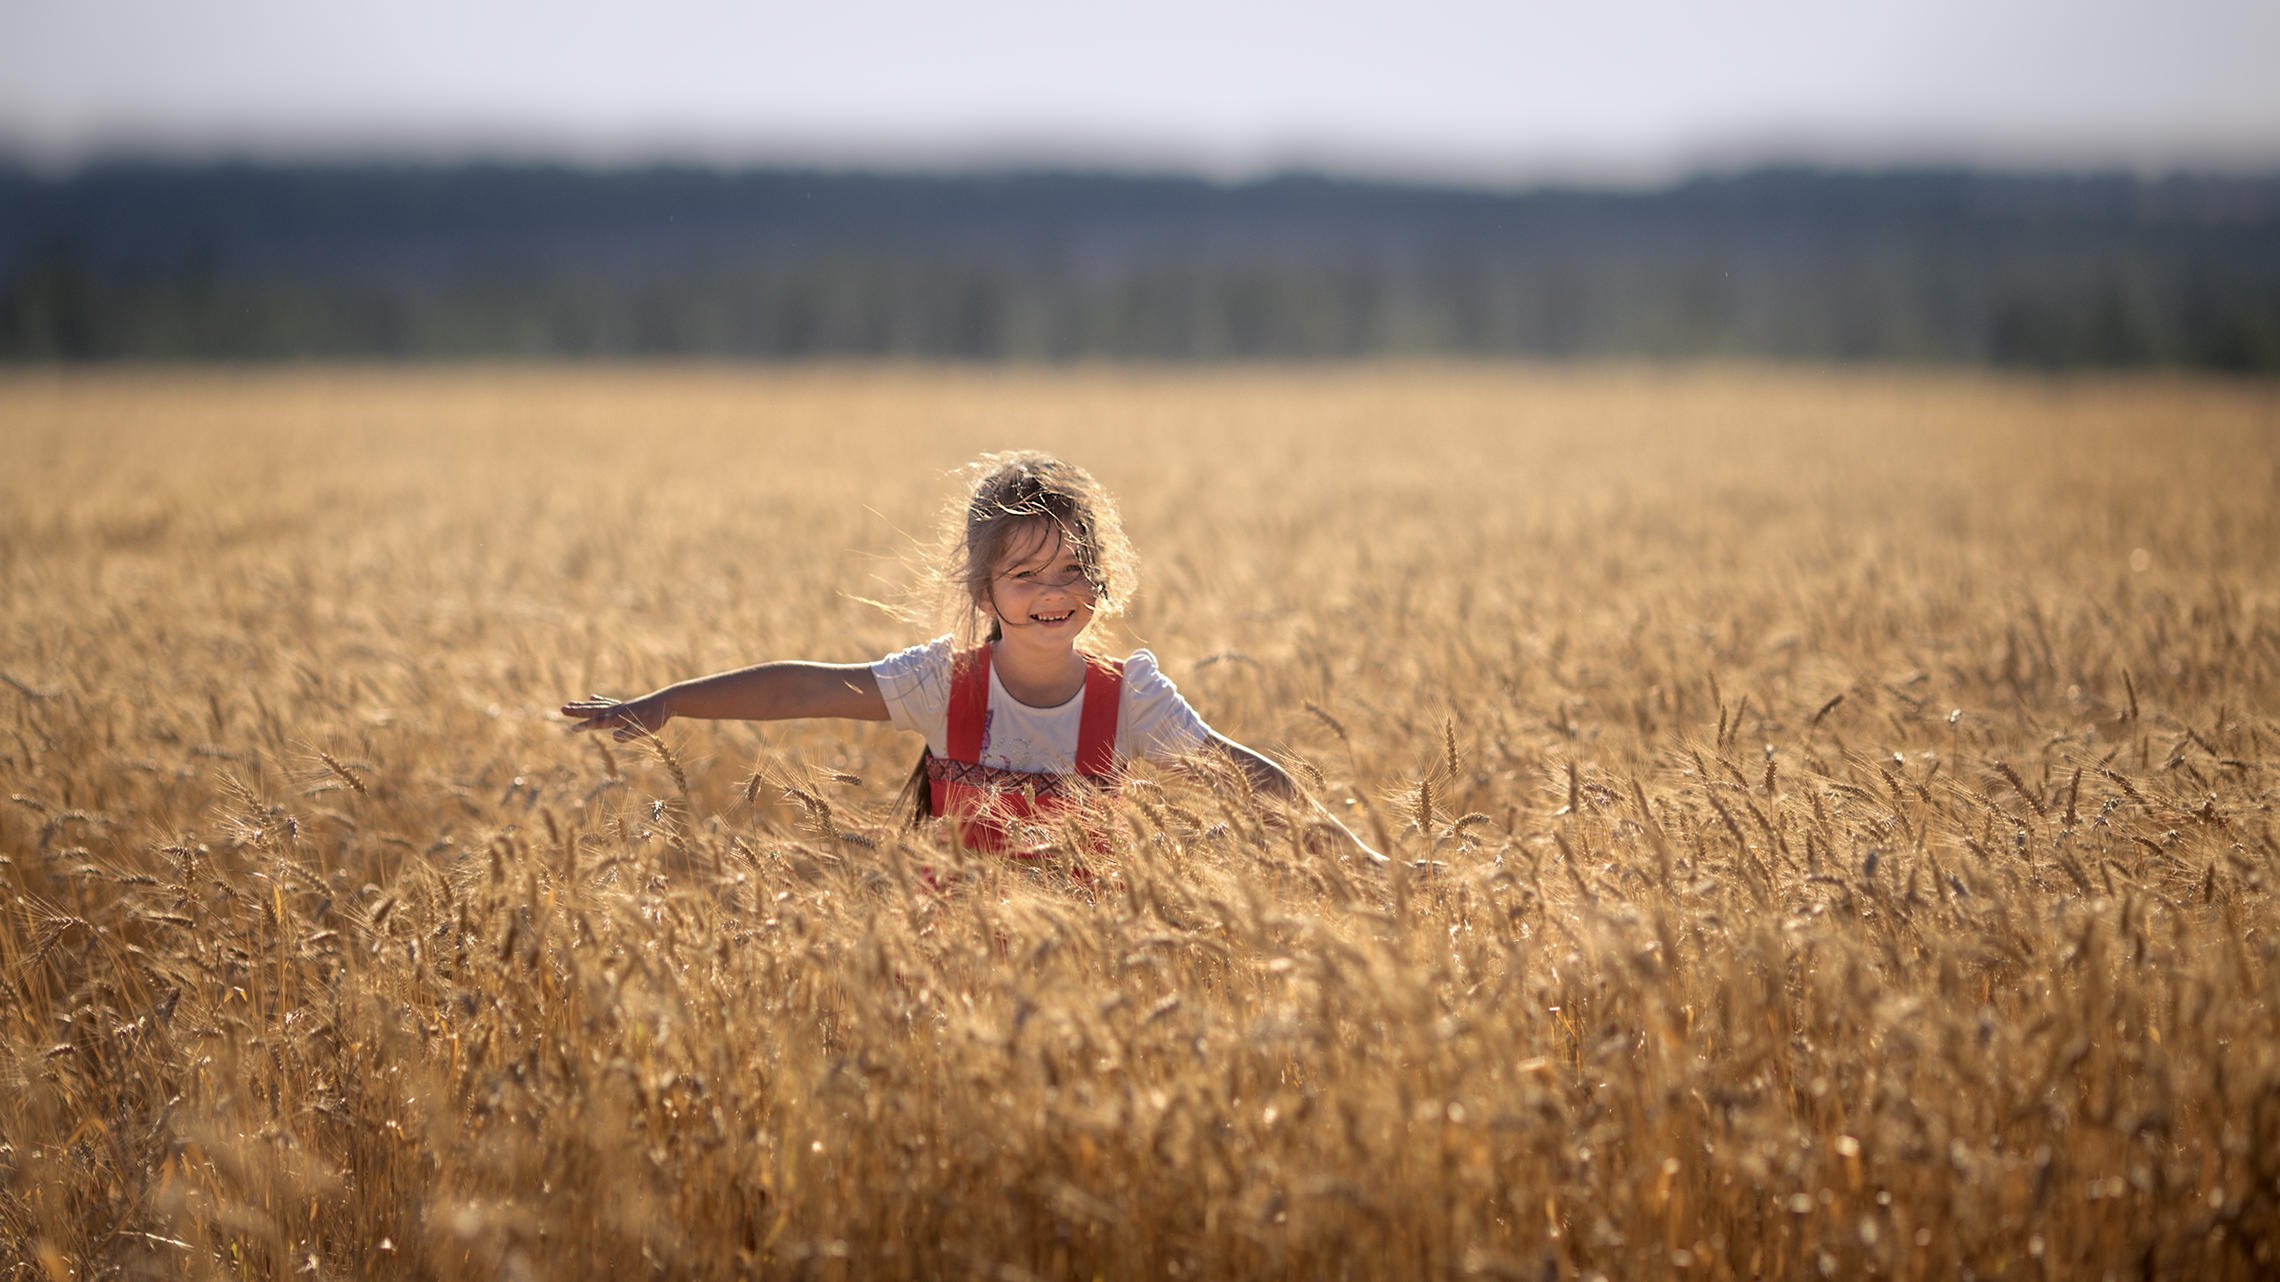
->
<box><xmin>989</xmin><ymin>634</ymin><xmax>1088</xmax><ymax>707</ymax></box>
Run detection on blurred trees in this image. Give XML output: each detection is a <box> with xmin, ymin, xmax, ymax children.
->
<box><xmin>2</xmin><ymin>163</ymin><xmax>2275</xmax><ymax>367</ymax></box>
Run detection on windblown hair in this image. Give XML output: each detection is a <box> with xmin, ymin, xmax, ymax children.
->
<box><xmin>934</xmin><ymin>451</ymin><xmax>1139</xmax><ymax>645</ymax></box>
<box><xmin>900</xmin><ymin>451</ymin><xmax>1141</xmax><ymax>824</ymax></box>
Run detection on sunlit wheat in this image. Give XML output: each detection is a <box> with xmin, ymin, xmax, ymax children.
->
<box><xmin>2</xmin><ymin>364</ymin><xmax>2277</xmax><ymax>1280</ymax></box>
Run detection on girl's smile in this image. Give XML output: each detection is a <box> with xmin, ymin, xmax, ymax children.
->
<box><xmin>982</xmin><ymin>526</ymin><xmax>1100</xmax><ymax>694</ymax></box>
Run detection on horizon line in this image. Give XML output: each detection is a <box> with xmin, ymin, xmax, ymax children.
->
<box><xmin>9</xmin><ymin>144</ymin><xmax>2280</xmax><ymax>195</ymax></box>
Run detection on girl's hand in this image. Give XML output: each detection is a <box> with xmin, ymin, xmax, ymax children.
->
<box><xmin>560</xmin><ymin>692</ymin><xmax>670</xmax><ymax>741</ymax></box>
<box><xmin>1302</xmin><ymin>818</ymin><xmax>1385</xmax><ymax>865</ymax></box>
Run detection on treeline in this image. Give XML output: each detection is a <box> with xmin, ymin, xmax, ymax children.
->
<box><xmin>3</xmin><ymin>162</ymin><xmax>2277</xmax><ymax>367</ymax></box>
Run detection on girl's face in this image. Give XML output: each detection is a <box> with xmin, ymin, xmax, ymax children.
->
<box><xmin>980</xmin><ymin>523</ymin><xmax>1098</xmax><ymax>648</ymax></box>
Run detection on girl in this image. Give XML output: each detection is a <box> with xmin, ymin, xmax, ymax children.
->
<box><xmin>561</xmin><ymin>451</ymin><xmax>1380</xmax><ymax>865</ymax></box>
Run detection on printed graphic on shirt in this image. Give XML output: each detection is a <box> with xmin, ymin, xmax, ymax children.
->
<box><xmin>981</xmin><ymin>698</ymin><xmax>1060</xmax><ymax>772</ymax></box>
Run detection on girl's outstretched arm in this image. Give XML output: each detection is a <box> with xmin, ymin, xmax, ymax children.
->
<box><xmin>1199</xmin><ymin>732</ymin><xmax>1389</xmax><ymax>866</ymax></box>
<box><xmin>561</xmin><ymin>662</ymin><xmax>889</xmax><ymax>741</ymax></box>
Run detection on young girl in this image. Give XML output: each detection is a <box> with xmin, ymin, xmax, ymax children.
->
<box><xmin>560</xmin><ymin>451</ymin><xmax>1380</xmax><ymax>865</ymax></box>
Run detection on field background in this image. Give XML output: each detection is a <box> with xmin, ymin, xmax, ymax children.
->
<box><xmin>3</xmin><ymin>365</ymin><xmax>2278</xmax><ymax>1280</ymax></box>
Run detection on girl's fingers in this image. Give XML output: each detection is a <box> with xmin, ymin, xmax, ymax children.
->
<box><xmin>561</xmin><ymin>699</ymin><xmax>626</xmax><ymax>718</ymax></box>
<box><xmin>558</xmin><ymin>697</ymin><xmax>656</xmax><ymax>738</ymax></box>
<box><xmin>564</xmin><ymin>708</ymin><xmax>632</xmax><ymax>730</ymax></box>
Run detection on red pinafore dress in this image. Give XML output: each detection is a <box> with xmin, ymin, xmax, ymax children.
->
<box><xmin>925</xmin><ymin>645</ymin><xmax>1123</xmax><ymax>856</ymax></box>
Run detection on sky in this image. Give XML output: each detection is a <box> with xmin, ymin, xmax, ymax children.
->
<box><xmin>4</xmin><ymin>0</ymin><xmax>2277</xmax><ymax>184</ymax></box>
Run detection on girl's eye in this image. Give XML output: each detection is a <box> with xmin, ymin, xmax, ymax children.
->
<box><xmin>1008</xmin><ymin>563</ymin><xmax>1087</xmax><ymax>587</ymax></box>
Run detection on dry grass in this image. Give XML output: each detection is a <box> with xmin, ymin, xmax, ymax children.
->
<box><xmin>2</xmin><ymin>364</ymin><xmax>2278</xmax><ymax>1281</ymax></box>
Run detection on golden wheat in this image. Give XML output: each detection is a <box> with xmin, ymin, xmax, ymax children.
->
<box><xmin>2</xmin><ymin>364</ymin><xmax>2277</xmax><ymax>1280</ymax></box>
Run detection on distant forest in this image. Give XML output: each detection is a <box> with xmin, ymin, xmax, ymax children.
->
<box><xmin>3</xmin><ymin>162</ymin><xmax>2278</xmax><ymax>367</ymax></box>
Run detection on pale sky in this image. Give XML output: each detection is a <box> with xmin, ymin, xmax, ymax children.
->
<box><xmin>4</xmin><ymin>0</ymin><xmax>2277</xmax><ymax>181</ymax></box>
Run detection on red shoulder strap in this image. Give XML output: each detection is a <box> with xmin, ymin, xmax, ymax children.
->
<box><xmin>1075</xmin><ymin>655</ymin><xmax>1123</xmax><ymax>777</ymax></box>
<box><xmin>945</xmin><ymin>644</ymin><xmax>991</xmax><ymax>763</ymax></box>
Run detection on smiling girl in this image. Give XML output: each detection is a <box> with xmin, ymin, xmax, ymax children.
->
<box><xmin>561</xmin><ymin>451</ymin><xmax>1379</xmax><ymax>863</ymax></box>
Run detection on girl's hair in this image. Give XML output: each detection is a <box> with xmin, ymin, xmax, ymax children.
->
<box><xmin>900</xmin><ymin>451</ymin><xmax>1139</xmax><ymax>824</ymax></box>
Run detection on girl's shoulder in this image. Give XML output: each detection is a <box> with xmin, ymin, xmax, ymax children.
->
<box><xmin>876</xmin><ymin>633</ymin><xmax>958</xmax><ymax>669</ymax></box>
<box><xmin>869</xmin><ymin>634</ymin><xmax>960</xmax><ymax>706</ymax></box>
<box><xmin>1110</xmin><ymin>648</ymin><xmax>1214</xmax><ymax>756</ymax></box>
<box><xmin>1111</xmin><ymin>647</ymin><xmax>1171</xmax><ymax>684</ymax></box>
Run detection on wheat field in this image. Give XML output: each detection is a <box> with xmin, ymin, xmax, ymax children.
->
<box><xmin>3</xmin><ymin>365</ymin><xmax>2277</xmax><ymax>1281</ymax></box>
